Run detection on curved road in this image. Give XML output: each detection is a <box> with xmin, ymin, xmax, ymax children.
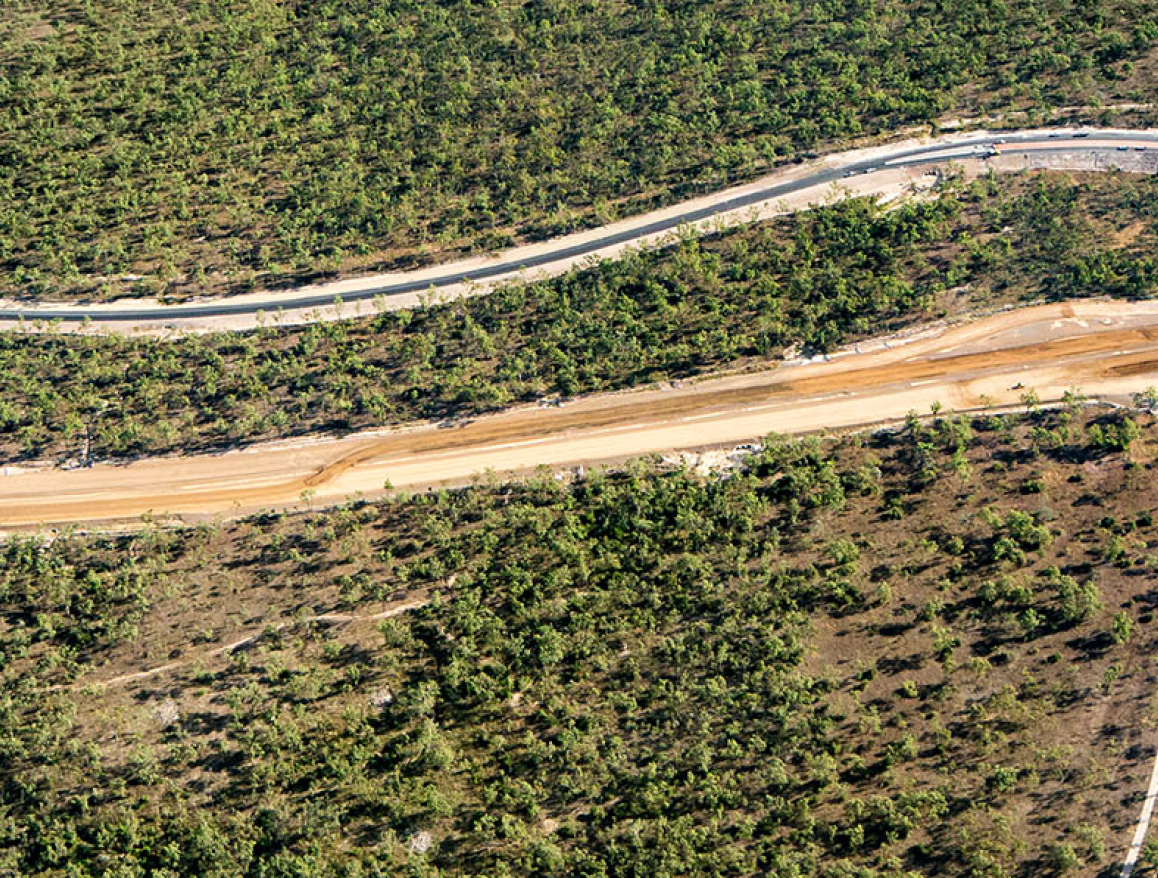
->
<box><xmin>3</xmin><ymin>128</ymin><xmax>1157</xmax><ymax>331</ymax></box>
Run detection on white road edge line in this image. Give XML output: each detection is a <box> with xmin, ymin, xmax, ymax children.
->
<box><xmin>1121</xmin><ymin>733</ymin><xmax>1158</xmax><ymax>877</ymax></box>
<box><xmin>4</xmin><ymin>128</ymin><xmax>1158</xmax><ymax>333</ymax></box>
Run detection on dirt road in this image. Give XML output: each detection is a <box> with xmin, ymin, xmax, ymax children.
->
<box><xmin>4</xmin><ymin>299</ymin><xmax>1158</xmax><ymax>529</ymax></box>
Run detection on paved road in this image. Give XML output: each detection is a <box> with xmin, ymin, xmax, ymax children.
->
<box><xmin>3</xmin><ymin>128</ymin><xmax>1157</xmax><ymax>330</ymax></box>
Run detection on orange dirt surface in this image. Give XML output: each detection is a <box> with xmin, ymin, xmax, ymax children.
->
<box><xmin>5</xmin><ymin>300</ymin><xmax>1158</xmax><ymax>529</ymax></box>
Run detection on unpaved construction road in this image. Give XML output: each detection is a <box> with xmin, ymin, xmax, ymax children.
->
<box><xmin>5</xmin><ymin>299</ymin><xmax>1158</xmax><ymax>529</ymax></box>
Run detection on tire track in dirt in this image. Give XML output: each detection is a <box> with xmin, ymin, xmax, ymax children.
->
<box><xmin>298</xmin><ymin>325</ymin><xmax>1158</xmax><ymax>489</ymax></box>
<box><xmin>6</xmin><ymin>301</ymin><xmax>1158</xmax><ymax>529</ymax></box>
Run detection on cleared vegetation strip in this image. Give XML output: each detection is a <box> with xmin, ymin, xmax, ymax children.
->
<box><xmin>6</xmin><ymin>300</ymin><xmax>1158</xmax><ymax>528</ymax></box>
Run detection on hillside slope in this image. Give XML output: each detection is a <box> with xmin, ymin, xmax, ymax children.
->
<box><xmin>3</xmin><ymin>406</ymin><xmax>1157</xmax><ymax>875</ymax></box>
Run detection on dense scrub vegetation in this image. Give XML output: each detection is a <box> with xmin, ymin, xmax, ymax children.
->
<box><xmin>4</xmin><ymin>170</ymin><xmax>1158</xmax><ymax>463</ymax></box>
<box><xmin>3</xmin><ymin>1</ymin><xmax>1158</xmax><ymax>300</ymax></box>
<box><xmin>3</xmin><ymin>406</ymin><xmax>1158</xmax><ymax>875</ymax></box>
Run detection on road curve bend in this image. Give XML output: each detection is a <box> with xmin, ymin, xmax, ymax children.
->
<box><xmin>2</xmin><ymin>128</ymin><xmax>1157</xmax><ymax>334</ymax></box>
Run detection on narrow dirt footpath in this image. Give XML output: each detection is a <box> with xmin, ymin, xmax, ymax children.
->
<box><xmin>65</xmin><ymin>596</ymin><xmax>431</xmax><ymax>691</ymax></box>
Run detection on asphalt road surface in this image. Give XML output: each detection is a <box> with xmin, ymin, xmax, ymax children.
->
<box><xmin>3</xmin><ymin>128</ymin><xmax>1158</xmax><ymax>331</ymax></box>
